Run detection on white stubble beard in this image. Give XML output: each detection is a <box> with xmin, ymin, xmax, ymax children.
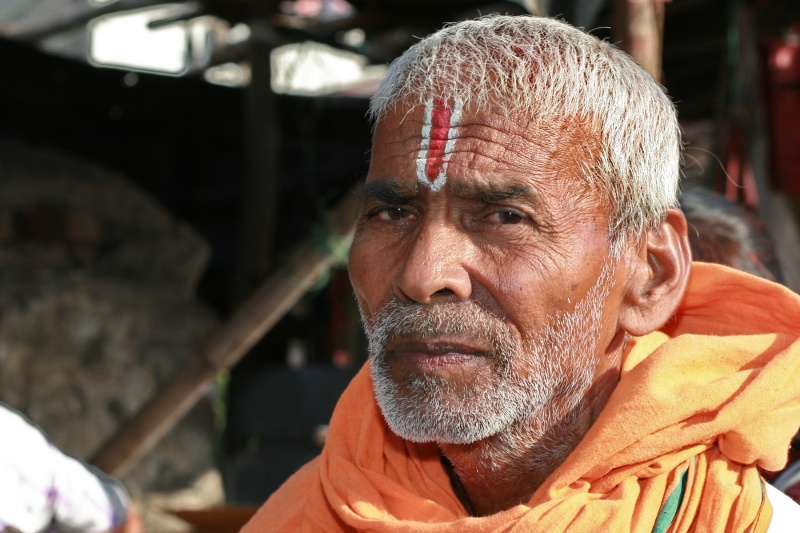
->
<box><xmin>361</xmin><ymin>263</ymin><xmax>616</xmax><ymax>476</ymax></box>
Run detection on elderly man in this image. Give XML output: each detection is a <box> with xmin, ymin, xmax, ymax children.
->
<box><xmin>244</xmin><ymin>15</ymin><xmax>800</xmax><ymax>531</ymax></box>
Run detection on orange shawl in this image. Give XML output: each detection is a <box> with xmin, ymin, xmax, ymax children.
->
<box><xmin>244</xmin><ymin>263</ymin><xmax>800</xmax><ymax>532</ymax></box>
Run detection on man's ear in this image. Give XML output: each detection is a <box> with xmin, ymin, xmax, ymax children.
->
<box><xmin>617</xmin><ymin>207</ymin><xmax>692</xmax><ymax>336</ymax></box>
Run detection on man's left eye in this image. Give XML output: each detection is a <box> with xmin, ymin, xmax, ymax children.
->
<box><xmin>487</xmin><ymin>211</ymin><xmax>524</xmax><ymax>224</ymax></box>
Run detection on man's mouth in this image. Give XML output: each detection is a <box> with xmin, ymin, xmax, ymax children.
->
<box><xmin>385</xmin><ymin>340</ymin><xmax>490</xmax><ymax>373</ymax></box>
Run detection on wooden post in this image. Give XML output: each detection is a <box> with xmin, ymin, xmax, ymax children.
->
<box><xmin>613</xmin><ymin>0</ymin><xmax>666</xmax><ymax>81</ymax></box>
<box><xmin>90</xmin><ymin>191</ymin><xmax>361</xmax><ymax>477</ymax></box>
<box><xmin>232</xmin><ymin>19</ymin><xmax>281</xmax><ymax>306</ymax></box>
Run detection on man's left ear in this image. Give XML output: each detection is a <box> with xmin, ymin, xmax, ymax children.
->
<box><xmin>617</xmin><ymin>207</ymin><xmax>692</xmax><ymax>336</ymax></box>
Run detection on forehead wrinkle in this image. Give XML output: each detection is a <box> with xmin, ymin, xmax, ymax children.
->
<box><xmin>448</xmin><ymin>133</ymin><xmax>512</xmax><ymax>172</ymax></box>
<box><xmin>374</xmin><ymin>135</ymin><xmax>422</xmax><ymax>160</ymax></box>
<box><xmin>442</xmin><ymin>131</ymin><xmax>563</xmax><ymax>202</ymax></box>
<box><xmin>448</xmin><ymin>121</ymin><xmax>564</xmax><ymax>174</ymax></box>
<box><xmin>370</xmin><ymin>106</ymin><xmax>597</xmax><ymax>206</ymax></box>
<box><xmin>456</xmin><ymin>119</ymin><xmax>602</xmax><ymax>214</ymax></box>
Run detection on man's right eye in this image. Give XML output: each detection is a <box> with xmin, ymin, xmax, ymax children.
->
<box><xmin>375</xmin><ymin>207</ymin><xmax>411</xmax><ymax>221</ymax></box>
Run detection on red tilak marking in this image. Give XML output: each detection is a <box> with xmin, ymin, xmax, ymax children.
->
<box><xmin>425</xmin><ymin>99</ymin><xmax>452</xmax><ymax>182</ymax></box>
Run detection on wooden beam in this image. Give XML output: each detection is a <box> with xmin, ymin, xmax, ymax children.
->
<box><xmin>90</xmin><ymin>191</ymin><xmax>360</xmax><ymax>477</ymax></box>
<box><xmin>231</xmin><ymin>19</ymin><xmax>280</xmax><ymax>305</ymax></box>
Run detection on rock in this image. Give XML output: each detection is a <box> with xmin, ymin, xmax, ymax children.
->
<box><xmin>0</xmin><ymin>139</ymin><xmax>220</xmax><ymax>494</ymax></box>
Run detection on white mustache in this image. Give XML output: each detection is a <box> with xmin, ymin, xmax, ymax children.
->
<box><xmin>364</xmin><ymin>299</ymin><xmax>517</xmax><ymax>363</ymax></box>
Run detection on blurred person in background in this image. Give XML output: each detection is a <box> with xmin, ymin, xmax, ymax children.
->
<box><xmin>0</xmin><ymin>402</ymin><xmax>140</xmax><ymax>533</ymax></box>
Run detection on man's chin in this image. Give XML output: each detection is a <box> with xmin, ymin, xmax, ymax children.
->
<box><xmin>374</xmin><ymin>386</ymin><xmax>514</xmax><ymax>445</ymax></box>
<box><xmin>382</xmin><ymin>412</ymin><xmax>504</xmax><ymax>445</ymax></box>
<box><xmin>370</xmin><ymin>353</ymin><xmax>521</xmax><ymax>443</ymax></box>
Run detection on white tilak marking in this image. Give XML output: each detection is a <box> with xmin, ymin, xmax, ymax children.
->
<box><xmin>416</xmin><ymin>99</ymin><xmax>433</xmax><ymax>187</ymax></box>
<box><xmin>416</xmin><ymin>99</ymin><xmax>462</xmax><ymax>192</ymax></box>
<box><xmin>435</xmin><ymin>99</ymin><xmax>462</xmax><ymax>192</ymax></box>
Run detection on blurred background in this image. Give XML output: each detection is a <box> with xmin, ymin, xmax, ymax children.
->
<box><xmin>0</xmin><ymin>0</ymin><xmax>799</xmax><ymax>529</ymax></box>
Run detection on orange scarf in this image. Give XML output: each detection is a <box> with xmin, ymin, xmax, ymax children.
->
<box><xmin>244</xmin><ymin>263</ymin><xmax>800</xmax><ymax>532</ymax></box>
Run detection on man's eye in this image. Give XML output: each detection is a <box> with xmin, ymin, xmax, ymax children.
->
<box><xmin>376</xmin><ymin>207</ymin><xmax>411</xmax><ymax>221</ymax></box>
<box><xmin>487</xmin><ymin>210</ymin><xmax>524</xmax><ymax>224</ymax></box>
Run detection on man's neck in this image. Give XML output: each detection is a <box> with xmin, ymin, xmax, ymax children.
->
<box><xmin>439</xmin><ymin>370</ymin><xmax>620</xmax><ymax>516</ymax></box>
<box><xmin>439</xmin><ymin>406</ymin><xmax>588</xmax><ymax>516</ymax></box>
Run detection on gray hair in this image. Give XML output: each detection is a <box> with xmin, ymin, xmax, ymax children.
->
<box><xmin>369</xmin><ymin>15</ymin><xmax>682</xmax><ymax>245</ymax></box>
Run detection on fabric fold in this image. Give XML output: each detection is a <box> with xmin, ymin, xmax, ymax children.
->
<box><xmin>244</xmin><ymin>263</ymin><xmax>800</xmax><ymax>532</ymax></box>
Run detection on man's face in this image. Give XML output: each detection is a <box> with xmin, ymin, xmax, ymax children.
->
<box><xmin>349</xmin><ymin>102</ymin><xmax>630</xmax><ymax>445</ymax></box>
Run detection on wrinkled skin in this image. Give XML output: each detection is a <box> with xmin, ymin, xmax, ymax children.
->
<box><xmin>348</xmin><ymin>102</ymin><xmax>690</xmax><ymax>515</ymax></box>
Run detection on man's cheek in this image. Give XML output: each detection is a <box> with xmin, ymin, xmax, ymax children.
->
<box><xmin>348</xmin><ymin>260</ymin><xmax>379</xmax><ymax>320</ymax></box>
<box><xmin>348</xmin><ymin>243</ymin><xmax>369</xmax><ymax>289</ymax></box>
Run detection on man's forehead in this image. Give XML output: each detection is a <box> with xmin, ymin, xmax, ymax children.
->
<box><xmin>369</xmin><ymin>100</ymin><xmax>600</xmax><ymax>196</ymax></box>
<box><xmin>374</xmin><ymin>100</ymin><xmax>542</xmax><ymax>144</ymax></box>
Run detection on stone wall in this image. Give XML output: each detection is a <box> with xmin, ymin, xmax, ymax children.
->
<box><xmin>0</xmin><ymin>139</ymin><xmax>220</xmax><ymax>500</ymax></box>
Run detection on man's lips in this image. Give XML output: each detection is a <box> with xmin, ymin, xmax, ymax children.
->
<box><xmin>386</xmin><ymin>340</ymin><xmax>490</xmax><ymax>372</ymax></box>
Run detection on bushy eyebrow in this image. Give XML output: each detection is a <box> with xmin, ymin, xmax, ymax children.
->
<box><xmin>450</xmin><ymin>181</ymin><xmax>542</xmax><ymax>207</ymax></box>
<box><xmin>360</xmin><ymin>179</ymin><xmax>419</xmax><ymax>205</ymax></box>
<box><xmin>358</xmin><ymin>178</ymin><xmax>546</xmax><ymax>213</ymax></box>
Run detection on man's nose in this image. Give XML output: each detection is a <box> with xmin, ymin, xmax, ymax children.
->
<box><xmin>391</xmin><ymin>221</ymin><xmax>473</xmax><ymax>304</ymax></box>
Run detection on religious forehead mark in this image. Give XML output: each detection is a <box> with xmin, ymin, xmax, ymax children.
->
<box><xmin>416</xmin><ymin>98</ymin><xmax>463</xmax><ymax>192</ymax></box>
